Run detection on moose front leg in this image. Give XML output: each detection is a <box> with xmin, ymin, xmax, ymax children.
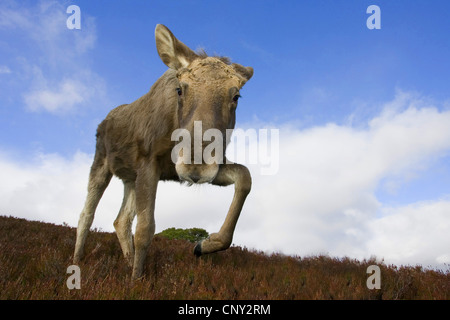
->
<box><xmin>132</xmin><ymin>161</ymin><xmax>160</xmax><ymax>279</ymax></box>
<box><xmin>194</xmin><ymin>163</ymin><xmax>251</xmax><ymax>256</ymax></box>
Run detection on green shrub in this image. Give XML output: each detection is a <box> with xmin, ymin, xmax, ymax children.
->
<box><xmin>158</xmin><ymin>227</ymin><xmax>209</xmax><ymax>243</ymax></box>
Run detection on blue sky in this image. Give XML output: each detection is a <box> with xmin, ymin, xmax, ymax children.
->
<box><xmin>1</xmin><ymin>0</ymin><xmax>450</xmax><ymax>268</ymax></box>
<box><xmin>2</xmin><ymin>0</ymin><xmax>450</xmax><ymax>152</ymax></box>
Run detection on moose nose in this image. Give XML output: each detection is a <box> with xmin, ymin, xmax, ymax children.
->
<box><xmin>190</xmin><ymin>175</ymin><xmax>200</xmax><ymax>183</ymax></box>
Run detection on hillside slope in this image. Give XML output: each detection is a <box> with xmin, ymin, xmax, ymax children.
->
<box><xmin>0</xmin><ymin>216</ymin><xmax>448</xmax><ymax>299</ymax></box>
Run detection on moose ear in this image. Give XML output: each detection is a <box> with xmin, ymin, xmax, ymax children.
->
<box><xmin>155</xmin><ymin>24</ymin><xmax>198</xmax><ymax>70</ymax></box>
<box><xmin>231</xmin><ymin>63</ymin><xmax>254</xmax><ymax>82</ymax></box>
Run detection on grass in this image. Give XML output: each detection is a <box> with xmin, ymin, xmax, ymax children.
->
<box><xmin>0</xmin><ymin>215</ymin><xmax>448</xmax><ymax>300</ymax></box>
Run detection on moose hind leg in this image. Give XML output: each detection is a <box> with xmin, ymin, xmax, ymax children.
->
<box><xmin>73</xmin><ymin>159</ymin><xmax>112</xmax><ymax>263</ymax></box>
<box><xmin>195</xmin><ymin>163</ymin><xmax>251</xmax><ymax>256</ymax></box>
<box><xmin>114</xmin><ymin>181</ymin><xmax>136</xmax><ymax>267</ymax></box>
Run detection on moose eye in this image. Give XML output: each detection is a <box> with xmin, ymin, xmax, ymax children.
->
<box><xmin>176</xmin><ymin>88</ymin><xmax>182</xmax><ymax>96</ymax></box>
<box><xmin>233</xmin><ymin>94</ymin><xmax>241</xmax><ymax>102</ymax></box>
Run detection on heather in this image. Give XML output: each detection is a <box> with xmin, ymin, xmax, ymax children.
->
<box><xmin>0</xmin><ymin>216</ymin><xmax>448</xmax><ymax>300</ymax></box>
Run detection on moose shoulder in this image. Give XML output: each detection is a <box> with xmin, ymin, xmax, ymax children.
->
<box><xmin>73</xmin><ymin>24</ymin><xmax>254</xmax><ymax>279</ymax></box>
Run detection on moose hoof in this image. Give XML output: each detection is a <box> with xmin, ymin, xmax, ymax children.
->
<box><xmin>194</xmin><ymin>241</ymin><xmax>203</xmax><ymax>257</ymax></box>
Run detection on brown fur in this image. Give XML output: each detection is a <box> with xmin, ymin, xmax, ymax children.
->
<box><xmin>73</xmin><ymin>24</ymin><xmax>253</xmax><ymax>279</ymax></box>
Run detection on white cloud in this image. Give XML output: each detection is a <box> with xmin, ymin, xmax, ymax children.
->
<box><xmin>0</xmin><ymin>1</ymin><xmax>33</xmax><ymax>29</ymax></box>
<box><xmin>24</xmin><ymin>70</ymin><xmax>105</xmax><ymax>114</ymax></box>
<box><xmin>0</xmin><ymin>150</ymin><xmax>123</xmax><ymax>230</ymax></box>
<box><xmin>1</xmin><ymin>91</ymin><xmax>450</xmax><ymax>268</ymax></box>
<box><xmin>25</xmin><ymin>79</ymin><xmax>85</xmax><ymax>113</ymax></box>
<box><xmin>237</xmin><ymin>91</ymin><xmax>450</xmax><ymax>267</ymax></box>
<box><xmin>0</xmin><ymin>0</ymin><xmax>103</xmax><ymax>114</ymax></box>
<box><xmin>0</xmin><ymin>65</ymin><xmax>11</xmax><ymax>74</ymax></box>
<box><xmin>0</xmin><ymin>1</ymin><xmax>96</xmax><ymax>57</ymax></box>
<box><xmin>366</xmin><ymin>200</ymin><xmax>450</xmax><ymax>266</ymax></box>
<box><xmin>0</xmin><ymin>149</ymin><xmax>232</xmax><ymax>235</ymax></box>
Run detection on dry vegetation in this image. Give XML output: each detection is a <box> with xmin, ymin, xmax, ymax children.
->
<box><xmin>0</xmin><ymin>216</ymin><xmax>448</xmax><ymax>300</ymax></box>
